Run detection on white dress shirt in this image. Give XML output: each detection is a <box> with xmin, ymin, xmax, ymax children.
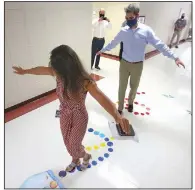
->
<box><xmin>92</xmin><ymin>19</ymin><xmax>112</xmax><ymax>38</ymax></box>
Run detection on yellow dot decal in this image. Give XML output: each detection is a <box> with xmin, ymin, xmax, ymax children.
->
<box><xmin>94</xmin><ymin>145</ymin><xmax>99</xmax><ymax>150</ymax></box>
<box><xmin>86</xmin><ymin>146</ymin><xmax>92</xmax><ymax>151</ymax></box>
<box><xmin>110</xmin><ymin>137</ymin><xmax>114</xmax><ymax>141</ymax></box>
<box><xmin>100</xmin><ymin>142</ymin><xmax>106</xmax><ymax>147</ymax></box>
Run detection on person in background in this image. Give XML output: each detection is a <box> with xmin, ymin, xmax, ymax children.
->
<box><xmin>12</xmin><ymin>45</ymin><xmax>131</xmax><ymax>172</ymax></box>
<box><xmin>119</xmin><ymin>20</ymin><xmax>127</xmax><ymax>60</ymax></box>
<box><xmin>97</xmin><ymin>3</ymin><xmax>185</xmax><ymax>115</ymax></box>
<box><xmin>91</xmin><ymin>8</ymin><xmax>112</xmax><ymax>70</ymax></box>
<box><xmin>170</xmin><ymin>13</ymin><xmax>187</xmax><ymax>48</ymax></box>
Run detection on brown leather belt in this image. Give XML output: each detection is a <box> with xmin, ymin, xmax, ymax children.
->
<box><xmin>123</xmin><ymin>59</ymin><xmax>143</xmax><ymax>64</ymax></box>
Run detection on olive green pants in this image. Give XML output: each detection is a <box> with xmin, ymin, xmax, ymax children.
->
<box><xmin>118</xmin><ymin>59</ymin><xmax>143</xmax><ymax>111</ymax></box>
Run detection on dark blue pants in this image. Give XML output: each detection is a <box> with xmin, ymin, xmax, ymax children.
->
<box><xmin>91</xmin><ymin>37</ymin><xmax>105</xmax><ymax>68</ymax></box>
<box><xmin>119</xmin><ymin>42</ymin><xmax>123</xmax><ymax>60</ymax></box>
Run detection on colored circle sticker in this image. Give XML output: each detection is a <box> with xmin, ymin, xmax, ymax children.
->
<box><xmin>110</xmin><ymin>137</ymin><xmax>114</xmax><ymax>141</ymax></box>
<box><xmin>108</xmin><ymin>148</ymin><xmax>113</xmax><ymax>152</ymax></box>
<box><xmin>104</xmin><ymin>138</ymin><xmax>109</xmax><ymax>142</ymax></box>
<box><xmin>104</xmin><ymin>153</ymin><xmax>109</xmax><ymax>158</ymax></box>
<box><xmin>88</xmin><ymin>128</ymin><xmax>94</xmax><ymax>132</ymax></box>
<box><xmin>50</xmin><ymin>181</ymin><xmax>58</xmax><ymax>189</ymax></box>
<box><xmin>134</xmin><ymin>112</ymin><xmax>139</xmax><ymax>115</ymax></box>
<box><xmin>100</xmin><ymin>142</ymin><xmax>106</xmax><ymax>147</ymax></box>
<box><xmin>99</xmin><ymin>133</ymin><xmax>105</xmax><ymax>138</ymax></box>
<box><xmin>86</xmin><ymin>146</ymin><xmax>92</xmax><ymax>151</ymax></box>
<box><xmin>134</xmin><ymin>102</ymin><xmax>139</xmax><ymax>105</ymax></box>
<box><xmin>98</xmin><ymin>157</ymin><xmax>104</xmax><ymax>161</ymax></box>
<box><xmin>94</xmin><ymin>131</ymin><xmax>100</xmax><ymax>135</ymax></box>
<box><xmin>107</xmin><ymin>142</ymin><xmax>113</xmax><ymax>147</ymax></box>
<box><xmin>92</xmin><ymin>161</ymin><xmax>97</xmax><ymax>166</ymax></box>
<box><xmin>94</xmin><ymin>145</ymin><xmax>99</xmax><ymax>150</ymax></box>
<box><xmin>59</xmin><ymin>170</ymin><xmax>66</xmax><ymax>178</ymax></box>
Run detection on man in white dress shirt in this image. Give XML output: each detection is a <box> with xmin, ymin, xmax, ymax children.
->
<box><xmin>91</xmin><ymin>8</ymin><xmax>112</xmax><ymax>70</ymax></box>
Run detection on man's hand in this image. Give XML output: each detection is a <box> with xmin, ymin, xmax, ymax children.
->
<box><xmin>175</xmin><ymin>58</ymin><xmax>185</xmax><ymax>69</ymax></box>
<box><xmin>96</xmin><ymin>51</ymin><xmax>102</xmax><ymax>56</ymax></box>
<box><xmin>98</xmin><ymin>17</ymin><xmax>103</xmax><ymax>22</ymax></box>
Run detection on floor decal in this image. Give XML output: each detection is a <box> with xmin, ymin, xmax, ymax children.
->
<box><xmin>162</xmin><ymin>94</ymin><xmax>174</xmax><ymax>98</ymax></box>
<box><xmin>20</xmin><ymin>128</ymin><xmax>114</xmax><ymax>189</ymax></box>
<box><xmin>116</xmin><ymin>92</ymin><xmax>151</xmax><ymax>116</ymax></box>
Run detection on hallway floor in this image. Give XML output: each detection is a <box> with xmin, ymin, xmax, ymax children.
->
<box><xmin>5</xmin><ymin>42</ymin><xmax>192</xmax><ymax>188</ymax></box>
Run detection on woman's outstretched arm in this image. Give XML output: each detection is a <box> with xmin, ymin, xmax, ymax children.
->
<box><xmin>87</xmin><ymin>81</ymin><xmax>131</xmax><ymax>135</ymax></box>
<box><xmin>12</xmin><ymin>66</ymin><xmax>55</xmax><ymax>76</ymax></box>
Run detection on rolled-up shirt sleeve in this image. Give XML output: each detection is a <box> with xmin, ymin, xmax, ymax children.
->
<box><xmin>100</xmin><ymin>30</ymin><xmax>123</xmax><ymax>53</ymax></box>
<box><xmin>146</xmin><ymin>29</ymin><xmax>178</xmax><ymax>60</ymax></box>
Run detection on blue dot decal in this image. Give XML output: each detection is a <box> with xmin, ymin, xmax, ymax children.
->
<box><xmin>87</xmin><ymin>163</ymin><xmax>91</xmax><ymax>168</ymax></box>
<box><xmin>59</xmin><ymin>170</ymin><xmax>66</xmax><ymax>177</ymax></box>
<box><xmin>104</xmin><ymin>137</ymin><xmax>109</xmax><ymax>141</ymax></box>
<box><xmin>92</xmin><ymin>161</ymin><xmax>97</xmax><ymax>166</ymax></box>
<box><xmin>108</xmin><ymin>148</ymin><xmax>113</xmax><ymax>152</ymax></box>
<box><xmin>94</xmin><ymin>131</ymin><xmax>100</xmax><ymax>135</ymax></box>
<box><xmin>98</xmin><ymin>157</ymin><xmax>104</xmax><ymax>161</ymax></box>
<box><xmin>99</xmin><ymin>133</ymin><xmax>105</xmax><ymax>138</ymax></box>
<box><xmin>88</xmin><ymin>128</ymin><xmax>94</xmax><ymax>132</ymax></box>
<box><xmin>104</xmin><ymin>153</ymin><xmax>109</xmax><ymax>158</ymax></box>
<box><xmin>107</xmin><ymin>141</ymin><xmax>113</xmax><ymax>147</ymax></box>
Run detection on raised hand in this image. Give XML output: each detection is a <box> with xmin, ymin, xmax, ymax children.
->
<box><xmin>12</xmin><ymin>66</ymin><xmax>26</xmax><ymax>75</ymax></box>
<box><xmin>175</xmin><ymin>58</ymin><xmax>185</xmax><ymax>69</ymax></box>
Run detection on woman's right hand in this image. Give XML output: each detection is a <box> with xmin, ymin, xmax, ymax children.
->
<box><xmin>12</xmin><ymin>66</ymin><xmax>26</xmax><ymax>75</ymax></box>
<box><xmin>115</xmin><ymin>115</ymin><xmax>131</xmax><ymax>135</ymax></box>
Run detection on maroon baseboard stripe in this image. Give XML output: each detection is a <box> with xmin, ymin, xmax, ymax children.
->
<box><xmin>5</xmin><ymin>73</ymin><xmax>104</xmax><ymax>123</ymax></box>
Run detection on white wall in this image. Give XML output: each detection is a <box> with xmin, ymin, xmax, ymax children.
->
<box><xmin>5</xmin><ymin>2</ymin><xmax>92</xmax><ymax>108</ymax></box>
<box><xmin>140</xmin><ymin>2</ymin><xmax>192</xmax><ymax>53</ymax></box>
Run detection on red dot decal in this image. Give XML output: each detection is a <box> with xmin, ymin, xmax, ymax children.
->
<box><xmin>134</xmin><ymin>112</ymin><xmax>139</xmax><ymax>115</ymax></box>
<box><xmin>146</xmin><ymin>112</ymin><xmax>150</xmax><ymax>115</ymax></box>
<box><xmin>125</xmin><ymin>106</ymin><xmax>128</xmax><ymax>109</ymax></box>
<box><xmin>141</xmin><ymin>113</ymin><xmax>145</xmax><ymax>116</ymax></box>
<box><xmin>146</xmin><ymin>108</ymin><xmax>151</xmax><ymax>111</ymax></box>
<box><xmin>142</xmin><ymin>92</ymin><xmax>145</xmax><ymax>94</ymax></box>
<box><xmin>134</xmin><ymin>102</ymin><xmax>139</xmax><ymax>105</ymax></box>
<box><xmin>141</xmin><ymin>104</ymin><xmax>145</xmax><ymax>107</ymax></box>
<box><xmin>137</xmin><ymin>92</ymin><xmax>140</xmax><ymax>95</ymax></box>
<box><xmin>126</xmin><ymin>104</ymin><xmax>129</xmax><ymax>107</ymax></box>
<box><xmin>125</xmin><ymin>98</ymin><xmax>128</xmax><ymax>100</ymax></box>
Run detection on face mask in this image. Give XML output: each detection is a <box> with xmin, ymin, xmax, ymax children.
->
<box><xmin>181</xmin><ymin>16</ymin><xmax>185</xmax><ymax>19</ymax></box>
<box><xmin>126</xmin><ymin>18</ymin><xmax>137</xmax><ymax>28</ymax></box>
<box><xmin>99</xmin><ymin>14</ymin><xmax>105</xmax><ymax>18</ymax></box>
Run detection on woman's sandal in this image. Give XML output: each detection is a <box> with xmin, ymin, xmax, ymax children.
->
<box><xmin>80</xmin><ymin>154</ymin><xmax>92</xmax><ymax>171</ymax></box>
<box><xmin>66</xmin><ymin>160</ymin><xmax>81</xmax><ymax>172</ymax></box>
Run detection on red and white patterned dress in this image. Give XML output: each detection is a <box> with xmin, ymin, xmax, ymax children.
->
<box><xmin>56</xmin><ymin>77</ymin><xmax>90</xmax><ymax>160</ymax></box>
